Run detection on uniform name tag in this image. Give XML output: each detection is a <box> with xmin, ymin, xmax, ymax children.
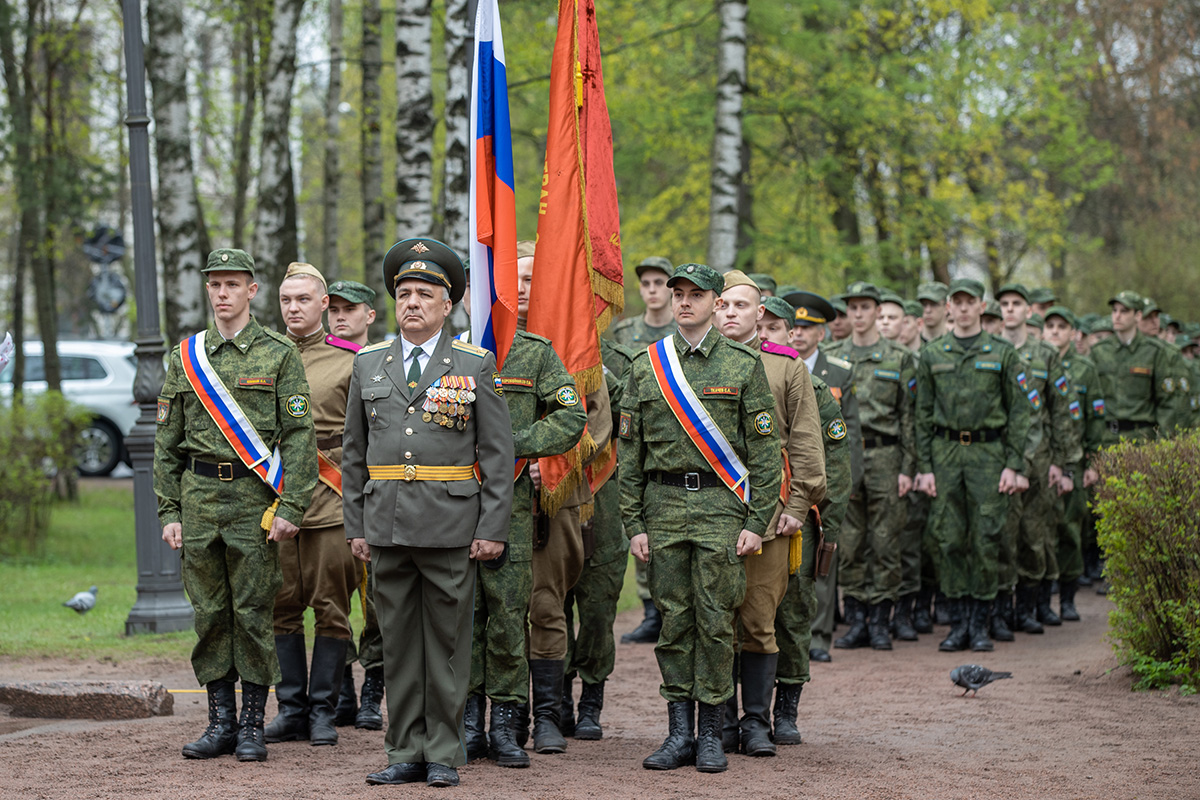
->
<box><xmin>930</xmin><ymin>363</ymin><xmax>955</xmax><ymax>373</ymax></box>
<box><xmin>1032</xmin><ymin>369</ymin><xmax>1048</xmax><ymax>380</ymax></box>
<box><xmin>1130</xmin><ymin>366</ymin><xmax>1152</xmax><ymax>376</ymax></box>
<box><xmin>239</xmin><ymin>377</ymin><xmax>274</xmax><ymax>387</ymax></box>
<box><xmin>500</xmin><ymin>376</ymin><xmax>534</xmax><ymax>388</ymax></box>
<box><xmin>975</xmin><ymin>361</ymin><xmax>1001</xmax><ymax>372</ymax></box>
<box><xmin>873</xmin><ymin>369</ymin><xmax>900</xmax><ymax>381</ymax></box>
<box><xmin>703</xmin><ymin>386</ymin><xmax>740</xmax><ymax>397</ymax></box>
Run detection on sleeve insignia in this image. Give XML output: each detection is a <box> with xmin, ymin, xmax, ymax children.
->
<box><xmin>286</xmin><ymin>395</ymin><xmax>310</xmax><ymax>417</ymax></box>
<box><xmin>1054</xmin><ymin>375</ymin><xmax>1071</xmax><ymax>397</ymax></box>
<box><xmin>1181</xmin><ymin>377</ymin><xmax>1190</xmax><ymax>392</ymax></box>
<box><xmin>827</xmin><ymin>417</ymin><xmax>847</xmax><ymax>440</ymax></box>
<box><xmin>754</xmin><ymin>411</ymin><xmax>774</xmax><ymax>436</ymax></box>
<box><xmin>556</xmin><ymin>386</ymin><xmax>580</xmax><ymax>406</ymax></box>
<box><xmin>1163</xmin><ymin>377</ymin><xmax>1175</xmax><ymax>393</ymax></box>
<box><xmin>1027</xmin><ymin>389</ymin><xmax>1042</xmax><ymax>410</ymax></box>
<box><xmin>619</xmin><ymin>411</ymin><xmax>632</xmax><ymax>439</ymax></box>
<box><xmin>156</xmin><ymin>396</ymin><xmax>170</xmax><ymax>424</ymax></box>
<box><xmin>493</xmin><ymin>372</ymin><xmax>504</xmax><ymax>395</ymax></box>
<box><xmin>1069</xmin><ymin>400</ymin><xmax>1082</xmax><ymax>420</ymax></box>
<box><xmin>908</xmin><ymin>377</ymin><xmax>918</xmax><ymax>397</ymax></box>
<box><xmin>1092</xmin><ymin>398</ymin><xmax>1106</xmax><ymax>417</ymax></box>
<box><xmin>1016</xmin><ymin>371</ymin><xmax>1029</xmax><ymax>390</ymax></box>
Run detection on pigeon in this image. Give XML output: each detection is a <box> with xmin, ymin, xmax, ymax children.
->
<box><xmin>63</xmin><ymin>586</ymin><xmax>99</xmax><ymax>614</ymax></box>
<box><xmin>950</xmin><ymin>664</ymin><xmax>1012</xmax><ymax>697</ymax></box>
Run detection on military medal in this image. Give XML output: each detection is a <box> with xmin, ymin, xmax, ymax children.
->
<box><xmin>422</xmin><ymin>412</ymin><xmax>432</xmax><ymax>423</ymax></box>
<box><xmin>457</xmin><ymin>419</ymin><xmax>466</xmax><ymax>430</ymax></box>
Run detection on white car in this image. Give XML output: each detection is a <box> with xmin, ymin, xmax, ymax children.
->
<box><xmin>0</xmin><ymin>340</ymin><xmax>140</xmax><ymax>477</ymax></box>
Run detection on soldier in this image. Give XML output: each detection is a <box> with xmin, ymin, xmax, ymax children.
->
<box><xmin>612</xmin><ymin>255</ymin><xmax>675</xmax><ymax>644</ymax></box>
<box><xmin>261</xmin><ymin>263</ymin><xmax>360</xmax><ymax>748</ymax></box>
<box><xmin>914</xmin><ymin>278</ymin><xmax>1032</xmax><ymax>653</ymax></box>
<box><xmin>716</xmin><ymin>275</ymin><xmax>825</xmax><ymax>757</ymax></box>
<box><xmin>826</xmin><ymin>283</ymin><xmax>917</xmax><ymax>650</ymax></box>
<box><xmin>782</xmin><ymin>289</ymin><xmax>863</xmax><ymax>663</ymax></box>
<box><xmin>155</xmin><ymin>248</ymin><xmax>318</xmax><ymax>762</ymax></box>
<box><xmin>1029</xmin><ymin>287</ymin><xmax>1057</xmax><ymax>318</ymax></box>
<box><xmin>826</xmin><ymin>296</ymin><xmax>852</xmax><ymax>343</ymax></box>
<box><xmin>897</xmin><ymin>300</ymin><xmax>924</xmax><ymax>352</ymax></box>
<box><xmin>621</xmin><ymin>263</ymin><xmax>781</xmax><ymax>774</ymax></box>
<box><xmin>343</xmin><ymin>238</ymin><xmax>514</xmax><ymax>788</ymax></box>
<box><xmin>917</xmin><ymin>282</ymin><xmax>950</xmax><ymax>343</ymax></box>
<box><xmin>757</xmin><ymin>299</ymin><xmax>850</xmax><ymax>746</ymax></box>
<box><xmin>323</xmin><ymin>280</ymin><xmax>387</xmax><ymax>731</ymax></box>
<box><xmin>875</xmin><ymin>290</ymin><xmax>907</xmax><ymax>342</ymax></box>
<box><xmin>896</xmin><ymin>297</ymin><xmax>932</xmax><ymax>629</ymax></box>
<box><xmin>981</xmin><ymin>300</ymin><xmax>1004</xmax><ymax>335</ymax></box>
<box><xmin>746</xmin><ymin>272</ymin><xmax>777</xmax><ymax>297</ymax></box>
<box><xmin>1139</xmin><ymin>297</ymin><xmax>1162</xmax><ymax>338</ymax></box>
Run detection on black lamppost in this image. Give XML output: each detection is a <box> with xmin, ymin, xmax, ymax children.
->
<box><xmin>120</xmin><ymin>0</ymin><xmax>192</xmax><ymax>634</ymax></box>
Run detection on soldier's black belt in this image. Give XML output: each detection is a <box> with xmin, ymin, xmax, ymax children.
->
<box><xmin>932</xmin><ymin>426</ymin><xmax>1002</xmax><ymax>446</ymax></box>
<box><xmin>650</xmin><ymin>471</ymin><xmax>725</xmax><ymax>491</ymax></box>
<box><xmin>316</xmin><ymin>434</ymin><xmax>343</xmax><ymax>450</ymax></box>
<box><xmin>862</xmin><ymin>434</ymin><xmax>899</xmax><ymax>449</ymax></box>
<box><xmin>1110</xmin><ymin>419</ymin><xmax>1154</xmax><ymax>434</ymax></box>
<box><xmin>190</xmin><ymin>457</ymin><xmax>256</xmax><ymax>481</ymax></box>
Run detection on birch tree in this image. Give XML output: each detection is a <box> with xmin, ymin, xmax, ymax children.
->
<box><xmin>147</xmin><ymin>0</ymin><xmax>210</xmax><ymax>342</ymax></box>
<box><xmin>394</xmin><ymin>0</ymin><xmax>434</xmax><ymax>237</ymax></box>
<box><xmin>707</xmin><ymin>0</ymin><xmax>747</xmax><ymax>271</ymax></box>
<box><xmin>441</xmin><ymin>0</ymin><xmax>471</xmax><ymax>252</ymax></box>
<box><xmin>321</xmin><ymin>0</ymin><xmax>343</xmax><ymax>277</ymax></box>
<box><xmin>362</xmin><ymin>0</ymin><xmax>387</xmax><ymax>338</ymax></box>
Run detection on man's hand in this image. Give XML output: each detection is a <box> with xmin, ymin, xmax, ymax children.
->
<box><xmin>1048</xmin><ymin>464</ymin><xmax>1063</xmax><ymax>487</ymax></box>
<box><xmin>350</xmin><ymin>538</ymin><xmax>371</xmax><ymax>562</ymax></box>
<box><xmin>1084</xmin><ymin>467</ymin><xmax>1100</xmax><ymax>488</ymax></box>
<box><xmin>162</xmin><ymin>523</ymin><xmax>182</xmax><ymax>550</ymax></box>
<box><xmin>470</xmin><ymin>539</ymin><xmax>504</xmax><ymax>561</ymax></box>
<box><xmin>529</xmin><ymin>460</ymin><xmax>542</xmax><ymax>491</ymax></box>
<box><xmin>267</xmin><ymin>516</ymin><xmax>300</xmax><ymax>542</ymax></box>
<box><xmin>916</xmin><ymin>473</ymin><xmax>937</xmax><ymax>497</ymax></box>
<box><xmin>898</xmin><ymin>473</ymin><xmax>913</xmax><ymax>498</ymax></box>
<box><xmin>1058</xmin><ymin>474</ymin><xmax>1075</xmax><ymax>495</ymax></box>
<box><xmin>998</xmin><ymin>468</ymin><xmax>1022</xmax><ymax>495</ymax></box>
<box><xmin>776</xmin><ymin>513</ymin><xmax>802</xmax><ymax>538</ymax></box>
<box><xmin>1015</xmin><ymin>473</ymin><xmax>1030</xmax><ymax>492</ymax></box>
<box><xmin>630</xmin><ymin>533</ymin><xmax>650</xmax><ymax>563</ymax></box>
<box><xmin>736</xmin><ymin>529</ymin><xmax>763</xmax><ymax>557</ymax></box>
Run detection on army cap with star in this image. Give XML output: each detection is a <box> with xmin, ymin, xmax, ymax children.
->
<box><xmin>327</xmin><ymin>279</ymin><xmax>376</xmax><ymax>306</ymax></box>
<box><xmin>1108</xmin><ymin>290</ymin><xmax>1144</xmax><ymax>311</ymax></box>
<box><xmin>995</xmin><ymin>282</ymin><xmax>1030</xmax><ymax>302</ymax></box>
<box><xmin>1043</xmin><ymin>305</ymin><xmax>1077</xmax><ymax>329</ymax></box>
<box><xmin>203</xmin><ymin>248</ymin><xmax>255</xmax><ymax>275</ymax></box>
<box><xmin>761</xmin><ymin>296</ymin><xmax>796</xmax><ymax>323</ymax></box>
<box><xmin>917</xmin><ymin>281</ymin><xmax>949</xmax><ymax>303</ymax></box>
<box><xmin>947</xmin><ymin>278</ymin><xmax>986</xmax><ymax>299</ymax></box>
<box><xmin>634</xmin><ymin>255</ymin><xmax>673</xmax><ymax>279</ymax></box>
<box><xmin>666</xmin><ymin>263</ymin><xmax>725</xmax><ymax>293</ymax></box>
<box><xmin>842</xmin><ymin>281</ymin><xmax>881</xmax><ymax>304</ymax></box>
<box><xmin>383</xmin><ymin>237</ymin><xmax>466</xmax><ymax>303</ymax></box>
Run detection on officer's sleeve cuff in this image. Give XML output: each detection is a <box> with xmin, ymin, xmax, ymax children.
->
<box><xmin>275</xmin><ymin>504</ymin><xmax>305</xmax><ymax>527</ymax></box>
<box><xmin>745</xmin><ymin>520</ymin><xmax>768</xmax><ymax>537</ymax></box>
<box><xmin>158</xmin><ymin>511</ymin><xmax>181</xmax><ymax>527</ymax></box>
<box><xmin>625</xmin><ymin>522</ymin><xmax>647</xmax><ymax>540</ymax></box>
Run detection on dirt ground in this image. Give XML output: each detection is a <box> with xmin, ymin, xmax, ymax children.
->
<box><xmin>2</xmin><ymin>588</ymin><xmax>1197</xmax><ymax>800</ymax></box>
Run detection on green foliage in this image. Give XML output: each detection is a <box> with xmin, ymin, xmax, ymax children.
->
<box><xmin>0</xmin><ymin>392</ymin><xmax>92</xmax><ymax>556</ymax></box>
<box><xmin>1093</xmin><ymin>434</ymin><xmax>1200</xmax><ymax>693</ymax></box>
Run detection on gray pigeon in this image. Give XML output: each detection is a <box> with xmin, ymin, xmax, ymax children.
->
<box><xmin>950</xmin><ymin>664</ymin><xmax>1012</xmax><ymax>696</ymax></box>
<box><xmin>63</xmin><ymin>586</ymin><xmax>98</xmax><ymax>614</ymax></box>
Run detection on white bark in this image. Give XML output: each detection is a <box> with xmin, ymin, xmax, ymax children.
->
<box><xmin>362</xmin><ymin>0</ymin><xmax>387</xmax><ymax>338</ymax></box>
<box><xmin>321</xmin><ymin>0</ymin><xmax>344</xmax><ymax>277</ymax></box>
<box><xmin>147</xmin><ymin>0</ymin><xmax>208</xmax><ymax>341</ymax></box>
<box><xmin>394</xmin><ymin>0</ymin><xmax>434</xmax><ymax>237</ymax></box>
<box><xmin>707</xmin><ymin>0</ymin><xmax>747</xmax><ymax>272</ymax></box>
<box><xmin>441</xmin><ymin>0</ymin><xmax>470</xmax><ymax>252</ymax></box>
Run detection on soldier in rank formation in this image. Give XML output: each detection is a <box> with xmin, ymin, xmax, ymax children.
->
<box><xmin>154</xmin><ymin>241</ymin><xmax>1191</xmax><ymax>785</ymax></box>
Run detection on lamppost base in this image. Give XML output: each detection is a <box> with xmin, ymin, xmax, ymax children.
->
<box><xmin>125</xmin><ymin>593</ymin><xmax>194</xmax><ymax>635</ymax></box>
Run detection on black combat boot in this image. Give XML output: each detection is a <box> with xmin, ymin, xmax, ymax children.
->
<box><xmin>1037</xmin><ymin>580</ymin><xmax>1063</xmax><ymax>626</ymax></box>
<box><xmin>934</xmin><ymin>591</ymin><xmax>952</xmax><ymax>625</ymax></box>
<box><xmin>695</xmin><ymin>702</ymin><xmax>728</xmax><ymax>773</ymax></box>
<box><xmin>308</xmin><ymin>636</ymin><xmax>349</xmax><ymax>746</ymax></box>
<box><xmin>868</xmin><ymin>601</ymin><xmax>894</xmax><ymax>651</ymax></box>
<box><xmin>772</xmin><ymin>683</ymin><xmax>803</xmax><ymax>745</ymax></box>
<box><xmin>642</xmin><ymin>701</ymin><xmax>694</xmax><ymax>770</ymax></box>
<box><xmin>912</xmin><ymin>586</ymin><xmax>935</xmax><ymax>634</ymax></box>
<box><xmin>264</xmin><ymin>633</ymin><xmax>309</xmax><ymax>742</ymax></box>
<box><xmin>937</xmin><ymin>599</ymin><xmax>969</xmax><ymax>652</ymax></box>
<box><xmin>182</xmin><ymin>679</ymin><xmax>239</xmax><ymax>759</ymax></box>
<box><xmin>834</xmin><ymin>597</ymin><xmax>870</xmax><ymax>649</ymax></box>
<box><xmin>574</xmin><ymin>681</ymin><xmax>604</xmax><ymax>740</ymax></box>
<box><xmin>722</xmin><ymin>654</ymin><xmax>740</xmax><ymax>753</ymax></box>
<box><xmin>355</xmin><ymin>666</ymin><xmax>384</xmax><ymax>730</ymax></box>
<box><xmin>514</xmin><ymin>701</ymin><xmax>530</xmax><ymax>748</ymax></box>
<box><xmin>1014</xmin><ymin>584</ymin><xmax>1044</xmax><ymax>634</ymax></box>
<box><xmin>529</xmin><ymin>659</ymin><xmax>567</xmax><ymax>754</ymax></box>
<box><xmin>739</xmin><ymin>652</ymin><xmax>778</xmax><ymax>757</ymax></box>
<box><xmin>334</xmin><ymin>663</ymin><xmax>357</xmax><ymax>727</ymax></box>
<box><xmin>235</xmin><ymin>681</ymin><xmax>270</xmax><ymax>762</ymax></box>
<box><xmin>990</xmin><ymin>591</ymin><xmax>1015</xmax><ymax>641</ymax></box>
<box><xmin>968</xmin><ymin>599</ymin><xmax>994</xmax><ymax>652</ymax></box>
<box><xmin>893</xmin><ymin>594</ymin><xmax>920</xmax><ymax>641</ymax></box>
<box><xmin>1060</xmin><ymin>578</ymin><xmax>1081</xmax><ymax>621</ymax></box>
<box><xmin>560</xmin><ymin>673</ymin><xmax>576</xmax><ymax>737</ymax></box>
<box><xmin>463</xmin><ymin>693</ymin><xmax>488</xmax><ymax>762</ymax></box>
<box><xmin>488</xmin><ymin>701</ymin><xmax>530</xmax><ymax>768</ymax></box>
<box><xmin>621</xmin><ymin>599</ymin><xmax>662</xmax><ymax>644</ymax></box>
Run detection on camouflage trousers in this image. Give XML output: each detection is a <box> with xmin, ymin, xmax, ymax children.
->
<box><xmin>776</xmin><ymin>517</ymin><xmax>819</xmax><ymax>685</ymax></box>
<box><xmin>565</xmin><ymin>476</ymin><xmax>625</xmax><ymax>686</ymax></box>
<box><xmin>273</xmin><ymin>523</ymin><xmax>358</xmax><ymax>640</ymax></box>
<box><xmin>1055</xmin><ymin>484</ymin><xmax>1087</xmax><ymax>583</ymax></box>
<box><xmin>1002</xmin><ymin>463</ymin><xmax>1059</xmax><ymax>588</ymax></box>
<box><xmin>469</xmin><ymin>554</ymin><xmax>532</xmax><ymax>703</ymax></box>
<box><xmin>179</xmin><ymin>472</ymin><xmax>282</xmax><ymax>687</ymax></box>
<box><xmin>347</xmin><ymin>559</ymin><xmax>384</xmax><ymax>670</ymax></box>
<box><xmin>900</xmin><ymin>492</ymin><xmax>930</xmax><ymax>596</ymax></box>
<box><xmin>840</xmin><ymin>445</ymin><xmax>907</xmax><ymax>604</ymax></box>
<box><xmin>928</xmin><ymin>438</ymin><xmax>1009</xmax><ymax>601</ymax></box>
<box><xmin>646</xmin><ymin>482</ymin><xmax>747</xmax><ymax>706</ymax></box>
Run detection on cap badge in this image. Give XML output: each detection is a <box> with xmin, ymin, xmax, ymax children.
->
<box><xmin>686</xmin><ymin>265</ymin><xmax>695</xmax><ymax>273</ymax></box>
<box><xmin>221</xmin><ymin>253</ymin><xmax>229</xmax><ymax>262</ymax></box>
<box><xmin>411</xmin><ymin>261</ymin><xmax>427</xmax><ymax>270</ymax></box>
<box><xmin>410</xmin><ymin>242</ymin><xmax>430</xmax><ymax>254</ymax></box>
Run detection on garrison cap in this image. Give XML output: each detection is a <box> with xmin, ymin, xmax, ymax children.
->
<box><xmin>1043</xmin><ymin>305</ymin><xmax>1077</xmax><ymax>328</ymax></box>
<box><xmin>879</xmin><ymin>290</ymin><xmax>905</xmax><ymax>307</ymax></box>
<box><xmin>1026</xmin><ymin>313</ymin><xmax>1045</xmax><ymax>331</ymax></box>
<box><xmin>282</xmin><ymin>262</ymin><xmax>327</xmax><ymax>292</ymax></box>
<box><xmin>634</xmin><ymin>256</ymin><xmax>673</xmax><ymax>279</ymax></box>
<box><xmin>666</xmin><ymin>263</ymin><xmax>724</xmax><ymax>293</ymax></box>
<box><xmin>747</xmin><ymin>273</ymin><xmax>777</xmax><ymax>295</ymax></box>
<box><xmin>917</xmin><ymin>281</ymin><xmax>949</xmax><ymax>303</ymax></box>
<box><xmin>947</xmin><ymin>278</ymin><xmax>986</xmax><ymax>299</ymax></box>
<box><xmin>995</xmin><ymin>282</ymin><xmax>1030</xmax><ymax>302</ymax></box>
<box><xmin>516</xmin><ymin>240</ymin><xmax>537</xmax><ymax>260</ymax></box>
<box><xmin>903</xmin><ymin>299</ymin><xmax>924</xmax><ymax>317</ymax></box>
<box><xmin>842</xmin><ymin>281</ymin><xmax>881</xmax><ymax>304</ymax></box>
<box><xmin>1029</xmin><ymin>287</ymin><xmax>1057</xmax><ymax>305</ymax></box>
<box><xmin>783</xmin><ymin>291</ymin><xmax>835</xmax><ymax>327</ymax></box>
<box><xmin>982</xmin><ymin>299</ymin><xmax>1003</xmax><ymax>319</ymax></box>
<box><xmin>383</xmin><ymin>237</ymin><xmax>466</xmax><ymax>303</ymax></box>
<box><xmin>721</xmin><ymin>269</ymin><xmax>762</xmax><ymax>293</ymax></box>
<box><xmin>1108</xmin><ymin>290</ymin><xmax>1144</xmax><ymax>311</ymax></box>
<box><xmin>327</xmin><ymin>279</ymin><xmax>376</xmax><ymax>305</ymax></box>
<box><xmin>761</xmin><ymin>296</ymin><xmax>796</xmax><ymax>323</ymax></box>
<box><xmin>203</xmin><ymin>248</ymin><xmax>255</xmax><ymax>275</ymax></box>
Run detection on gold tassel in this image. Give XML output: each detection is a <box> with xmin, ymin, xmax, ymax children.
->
<box><xmin>579</xmin><ymin>501</ymin><xmax>595</xmax><ymax>525</ymax></box>
<box><xmin>359</xmin><ymin>562</ymin><xmax>369</xmax><ymax>620</ymax></box>
<box><xmin>788</xmin><ymin>530</ymin><xmax>803</xmax><ymax>576</ymax></box>
<box><xmin>260</xmin><ymin>498</ymin><xmax>281</xmax><ymax>534</ymax></box>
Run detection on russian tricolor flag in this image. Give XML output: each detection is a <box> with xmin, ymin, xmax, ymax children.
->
<box><xmin>469</xmin><ymin>0</ymin><xmax>518</xmax><ymax>370</ymax></box>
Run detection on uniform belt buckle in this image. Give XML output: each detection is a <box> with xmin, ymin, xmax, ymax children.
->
<box><xmin>684</xmin><ymin>472</ymin><xmax>701</xmax><ymax>491</ymax></box>
<box><xmin>403</xmin><ymin>464</ymin><xmax>418</xmax><ymax>482</ymax></box>
<box><xmin>959</xmin><ymin>430</ymin><xmax>972</xmax><ymax>446</ymax></box>
<box><xmin>218</xmin><ymin>462</ymin><xmax>234</xmax><ymax>481</ymax></box>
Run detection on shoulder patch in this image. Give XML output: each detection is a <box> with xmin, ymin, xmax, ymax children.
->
<box><xmin>1027</xmin><ymin>389</ymin><xmax>1042</xmax><ymax>410</ymax></box>
<box><xmin>754</xmin><ymin>411</ymin><xmax>774</xmax><ymax>436</ymax></box>
<box><xmin>556</xmin><ymin>386</ymin><xmax>580</xmax><ymax>406</ymax></box>
<box><xmin>1069</xmin><ymin>400</ymin><xmax>1082</xmax><ymax>420</ymax></box>
<box><xmin>452</xmin><ymin>339</ymin><xmax>488</xmax><ymax>357</ymax></box>
<box><xmin>286</xmin><ymin>394</ymin><xmax>310</xmax><ymax>417</ymax></box>
<box><xmin>357</xmin><ymin>340</ymin><xmax>392</xmax><ymax>356</ymax></box>
<box><xmin>827</xmin><ymin>417</ymin><xmax>847</xmax><ymax>440</ymax></box>
<box><xmin>493</xmin><ymin>372</ymin><xmax>504</xmax><ymax>395</ymax></box>
<box><xmin>1092</xmin><ymin>398</ymin><xmax>1106</xmax><ymax>417</ymax></box>
<box><xmin>619</xmin><ymin>411</ymin><xmax>632</xmax><ymax>439</ymax></box>
<box><xmin>156</xmin><ymin>396</ymin><xmax>170</xmax><ymax>424</ymax></box>
<box><xmin>1054</xmin><ymin>375</ymin><xmax>1070</xmax><ymax>397</ymax></box>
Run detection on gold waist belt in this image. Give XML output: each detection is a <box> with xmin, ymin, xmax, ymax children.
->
<box><xmin>368</xmin><ymin>464</ymin><xmax>477</xmax><ymax>482</ymax></box>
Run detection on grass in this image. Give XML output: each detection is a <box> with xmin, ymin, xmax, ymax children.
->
<box><xmin>0</xmin><ymin>483</ymin><xmax>643</xmax><ymax>663</ymax></box>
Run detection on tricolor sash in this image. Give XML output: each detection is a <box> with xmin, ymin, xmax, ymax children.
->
<box><xmin>648</xmin><ymin>337</ymin><xmax>750</xmax><ymax>504</ymax></box>
<box><xmin>180</xmin><ymin>331</ymin><xmax>285</xmax><ymax>495</ymax></box>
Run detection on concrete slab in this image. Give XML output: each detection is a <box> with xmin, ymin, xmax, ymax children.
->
<box><xmin>0</xmin><ymin>681</ymin><xmax>173</xmax><ymax>720</ymax></box>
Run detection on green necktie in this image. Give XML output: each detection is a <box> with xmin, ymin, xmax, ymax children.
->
<box><xmin>407</xmin><ymin>346</ymin><xmax>424</xmax><ymax>389</ymax></box>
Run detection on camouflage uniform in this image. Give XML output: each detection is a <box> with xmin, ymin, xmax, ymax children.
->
<box><xmin>1091</xmin><ymin>329</ymin><xmax>1186</xmax><ymax>443</ymax></box>
<box><xmin>1056</xmin><ymin>349</ymin><xmax>1105</xmax><ymax>585</ymax></box>
<box><xmin>155</xmin><ymin>316</ymin><xmax>317</xmax><ymax>687</ymax></box>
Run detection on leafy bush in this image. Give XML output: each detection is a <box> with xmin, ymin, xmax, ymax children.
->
<box><xmin>1093</xmin><ymin>432</ymin><xmax>1200</xmax><ymax>694</ymax></box>
<box><xmin>0</xmin><ymin>392</ymin><xmax>93</xmax><ymax>555</ymax></box>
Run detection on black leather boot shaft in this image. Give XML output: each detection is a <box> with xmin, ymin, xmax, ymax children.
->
<box><xmin>264</xmin><ymin>633</ymin><xmax>309</xmax><ymax>742</ymax></box>
<box><xmin>488</xmin><ymin>701</ymin><xmax>530</xmax><ymax>767</ymax></box>
<box><xmin>990</xmin><ymin>592</ymin><xmax>1015</xmax><ymax>641</ymax></box>
<box><xmin>308</xmin><ymin>636</ymin><xmax>349</xmax><ymax>745</ymax></box>
<box><xmin>334</xmin><ymin>663</ymin><xmax>357</xmax><ymax>726</ymax></box>
<box><xmin>1038</xmin><ymin>580</ymin><xmax>1063</xmax><ymax>626</ymax></box>
<box><xmin>722</xmin><ymin>653</ymin><xmax>739</xmax><ymax>753</ymax></box>
<box><xmin>463</xmin><ymin>693</ymin><xmax>488</xmax><ymax>762</ymax></box>
<box><xmin>529</xmin><ymin>659</ymin><xmax>567</xmax><ymax>754</ymax></box>
<box><xmin>893</xmin><ymin>594</ymin><xmax>920</xmax><ymax>641</ymax></box>
<box><xmin>695</xmin><ymin>702</ymin><xmax>729</xmax><ymax>772</ymax></box>
<box><xmin>642</xmin><ymin>701</ymin><xmax>695</xmax><ymax>770</ymax></box>
<box><xmin>1060</xmin><ymin>578</ymin><xmax>1081</xmax><ymax>621</ymax></box>
<box><xmin>869</xmin><ymin>601</ymin><xmax>894</xmax><ymax>650</ymax></box>
<box><xmin>771</xmin><ymin>683</ymin><xmax>803</xmax><ymax>745</ymax></box>
<box><xmin>355</xmin><ymin>666</ymin><xmax>385</xmax><ymax>730</ymax></box>
<box><xmin>182</xmin><ymin>680</ymin><xmax>239</xmax><ymax>759</ymax></box>
<box><xmin>621</xmin><ymin>598</ymin><xmax>662</xmax><ymax>644</ymax></box>
<box><xmin>834</xmin><ymin>597</ymin><xmax>870</xmax><ymax>649</ymax></box>
<box><xmin>968</xmin><ymin>598</ymin><xmax>994</xmax><ymax>652</ymax></box>
<box><xmin>738</xmin><ymin>652</ymin><xmax>778</xmax><ymax>757</ymax></box>
<box><xmin>912</xmin><ymin>586</ymin><xmax>935</xmax><ymax>634</ymax></box>
<box><xmin>560</xmin><ymin>674</ymin><xmax>576</xmax><ymax>737</ymax></box>
<box><xmin>574</xmin><ymin>681</ymin><xmax>604</xmax><ymax>740</ymax></box>
<box><xmin>235</xmin><ymin>682</ymin><xmax>270</xmax><ymax>762</ymax></box>
<box><xmin>1015</xmin><ymin>584</ymin><xmax>1044</xmax><ymax>634</ymax></box>
<box><xmin>937</xmin><ymin>599</ymin><xmax>970</xmax><ymax>651</ymax></box>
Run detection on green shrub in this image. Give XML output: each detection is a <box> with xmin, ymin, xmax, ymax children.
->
<box><xmin>1093</xmin><ymin>432</ymin><xmax>1200</xmax><ymax>693</ymax></box>
<box><xmin>0</xmin><ymin>392</ymin><xmax>93</xmax><ymax>556</ymax></box>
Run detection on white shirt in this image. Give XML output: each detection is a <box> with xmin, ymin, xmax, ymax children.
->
<box><xmin>803</xmin><ymin>350</ymin><xmax>819</xmax><ymax>374</ymax></box>
<box><xmin>401</xmin><ymin>329</ymin><xmax>442</xmax><ymax>382</ymax></box>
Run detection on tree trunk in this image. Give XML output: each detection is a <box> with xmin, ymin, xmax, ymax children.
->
<box><xmin>394</xmin><ymin>0</ymin><xmax>434</xmax><ymax>238</ymax></box>
<box><xmin>362</xmin><ymin>0</ymin><xmax>387</xmax><ymax>339</ymax></box>
<box><xmin>232</xmin><ymin>3</ymin><xmax>258</xmax><ymax>250</ymax></box>
<box><xmin>707</xmin><ymin>0</ymin><xmax>747</xmax><ymax>272</ymax></box>
<box><xmin>828</xmin><ymin>130</ymin><xmax>862</xmax><ymax>261</ymax></box>
<box><xmin>147</xmin><ymin>0</ymin><xmax>210</xmax><ymax>343</ymax></box>
<box><xmin>321</xmin><ymin>0</ymin><xmax>343</xmax><ymax>278</ymax></box>
<box><xmin>440</xmin><ymin>0</ymin><xmax>471</xmax><ymax>253</ymax></box>
<box><xmin>252</xmin><ymin>0</ymin><xmax>306</xmax><ymax>328</ymax></box>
